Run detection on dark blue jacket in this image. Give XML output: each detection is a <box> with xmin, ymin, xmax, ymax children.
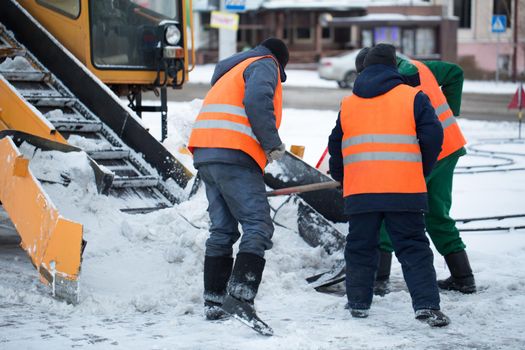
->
<box><xmin>193</xmin><ymin>46</ymin><xmax>285</xmax><ymax>170</ymax></box>
<box><xmin>328</xmin><ymin>64</ymin><xmax>443</xmax><ymax>215</ymax></box>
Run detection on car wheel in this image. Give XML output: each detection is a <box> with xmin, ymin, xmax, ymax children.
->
<box><xmin>343</xmin><ymin>71</ymin><xmax>357</xmax><ymax>89</ymax></box>
<box><xmin>337</xmin><ymin>80</ymin><xmax>348</xmax><ymax>88</ymax></box>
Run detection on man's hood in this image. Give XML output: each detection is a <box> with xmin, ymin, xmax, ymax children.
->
<box><xmin>211</xmin><ymin>46</ymin><xmax>287</xmax><ymax>85</ymax></box>
<box><xmin>352</xmin><ymin>64</ymin><xmax>406</xmax><ymax>98</ymax></box>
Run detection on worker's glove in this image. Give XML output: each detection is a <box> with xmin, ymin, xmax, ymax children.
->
<box><xmin>265</xmin><ymin>143</ymin><xmax>286</xmax><ymax>163</ymax></box>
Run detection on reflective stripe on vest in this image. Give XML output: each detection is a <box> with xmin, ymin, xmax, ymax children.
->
<box><xmin>411</xmin><ymin>60</ymin><xmax>466</xmax><ymax>160</ymax></box>
<box><xmin>343</xmin><ymin>151</ymin><xmax>422</xmax><ymax>165</ymax></box>
<box><xmin>342</xmin><ymin>134</ymin><xmax>418</xmax><ymax>148</ymax></box>
<box><xmin>193</xmin><ymin>119</ymin><xmax>257</xmax><ymax>140</ymax></box>
<box><xmin>199</xmin><ymin>104</ymin><xmax>248</xmax><ymax>118</ymax></box>
<box><xmin>342</xmin><ymin>134</ymin><xmax>421</xmax><ymax>165</ymax></box>
<box><xmin>195</xmin><ymin>103</ymin><xmax>256</xmax><ymax>139</ymax></box>
<box><xmin>340</xmin><ymin>84</ymin><xmax>427</xmax><ymax>197</ymax></box>
<box><xmin>187</xmin><ymin>55</ymin><xmax>282</xmax><ymax>171</ymax></box>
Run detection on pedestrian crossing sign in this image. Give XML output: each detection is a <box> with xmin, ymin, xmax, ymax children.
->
<box><xmin>225</xmin><ymin>0</ymin><xmax>246</xmax><ymax>12</ymax></box>
<box><xmin>492</xmin><ymin>15</ymin><xmax>506</xmax><ymax>33</ymax></box>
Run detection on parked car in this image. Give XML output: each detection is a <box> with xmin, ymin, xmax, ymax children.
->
<box><xmin>318</xmin><ymin>50</ymin><xmax>360</xmax><ymax>89</ymax></box>
<box><xmin>319</xmin><ymin>50</ymin><xmax>410</xmax><ymax>89</ymax></box>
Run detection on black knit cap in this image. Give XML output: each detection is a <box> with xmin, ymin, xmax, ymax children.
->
<box><xmin>355</xmin><ymin>47</ymin><xmax>370</xmax><ymax>73</ymax></box>
<box><xmin>261</xmin><ymin>38</ymin><xmax>289</xmax><ymax>69</ymax></box>
<box><xmin>363</xmin><ymin>43</ymin><xmax>397</xmax><ymax>68</ymax></box>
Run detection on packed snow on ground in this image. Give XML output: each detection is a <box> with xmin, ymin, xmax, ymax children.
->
<box><xmin>188</xmin><ymin>64</ymin><xmax>521</xmax><ymax>94</ymax></box>
<box><xmin>1</xmin><ymin>102</ymin><xmax>525</xmax><ymax>349</ymax></box>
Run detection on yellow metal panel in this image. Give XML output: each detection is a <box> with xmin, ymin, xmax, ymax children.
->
<box><xmin>0</xmin><ymin>108</ymin><xmax>8</xmax><ymax>130</ymax></box>
<box><xmin>17</xmin><ymin>0</ymin><xmax>88</xmax><ymax>66</ymax></box>
<box><xmin>0</xmin><ymin>138</ymin><xmax>82</xmax><ymax>283</ymax></box>
<box><xmin>42</xmin><ymin>217</ymin><xmax>83</xmax><ymax>279</ymax></box>
<box><xmin>13</xmin><ymin>155</ymin><xmax>29</xmax><ymax>177</ymax></box>
<box><xmin>85</xmin><ymin>65</ymin><xmax>164</xmax><ymax>85</ymax></box>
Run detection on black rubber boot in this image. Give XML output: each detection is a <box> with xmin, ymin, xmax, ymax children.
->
<box><xmin>415</xmin><ymin>309</ymin><xmax>450</xmax><ymax>327</ymax></box>
<box><xmin>203</xmin><ymin>255</ymin><xmax>233</xmax><ymax>320</ymax></box>
<box><xmin>221</xmin><ymin>253</ymin><xmax>273</xmax><ymax>336</ymax></box>
<box><xmin>438</xmin><ymin>250</ymin><xmax>476</xmax><ymax>294</ymax></box>
<box><xmin>373</xmin><ymin>251</ymin><xmax>392</xmax><ymax>297</ymax></box>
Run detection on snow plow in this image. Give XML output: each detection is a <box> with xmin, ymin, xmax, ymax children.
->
<box><xmin>0</xmin><ymin>0</ymin><xmax>193</xmax><ymax>303</ymax></box>
<box><xmin>0</xmin><ymin>131</ymin><xmax>115</xmax><ymax>303</ymax></box>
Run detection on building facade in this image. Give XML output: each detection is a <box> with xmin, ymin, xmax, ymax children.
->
<box><xmin>436</xmin><ymin>0</ymin><xmax>525</xmax><ymax>79</ymax></box>
<box><xmin>193</xmin><ymin>0</ymin><xmax>457</xmax><ymax>64</ymax></box>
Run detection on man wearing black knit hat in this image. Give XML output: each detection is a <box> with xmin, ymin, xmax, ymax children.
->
<box><xmin>188</xmin><ymin>38</ymin><xmax>289</xmax><ymax>336</ymax></box>
<box><xmin>355</xmin><ymin>47</ymin><xmax>370</xmax><ymax>74</ymax></box>
<box><xmin>327</xmin><ymin>43</ymin><xmax>450</xmax><ymax>327</ymax></box>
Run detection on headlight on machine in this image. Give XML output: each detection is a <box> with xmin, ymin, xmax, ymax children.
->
<box><xmin>164</xmin><ymin>25</ymin><xmax>181</xmax><ymax>45</ymax></box>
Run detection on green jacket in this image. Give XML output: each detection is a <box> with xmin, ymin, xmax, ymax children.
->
<box><xmin>397</xmin><ymin>58</ymin><xmax>464</xmax><ymax>116</ymax></box>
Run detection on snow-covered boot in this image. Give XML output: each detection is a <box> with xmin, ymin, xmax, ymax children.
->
<box><xmin>350</xmin><ymin>308</ymin><xmax>369</xmax><ymax>318</ymax></box>
<box><xmin>203</xmin><ymin>255</ymin><xmax>233</xmax><ymax>320</ymax></box>
<box><xmin>221</xmin><ymin>253</ymin><xmax>273</xmax><ymax>336</ymax></box>
<box><xmin>438</xmin><ymin>250</ymin><xmax>476</xmax><ymax>294</ymax></box>
<box><xmin>373</xmin><ymin>251</ymin><xmax>392</xmax><ymax>296</ymax></box>
<box><xmin>415</xmin><ymin>309</ymin><xmax>450</xmax><ymax>327</ymax></box>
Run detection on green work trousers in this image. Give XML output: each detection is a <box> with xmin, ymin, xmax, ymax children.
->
<box><xmin>379</xmin><ymin>148</ymin><xmax>467</xmax><ymax>256</ymax></box>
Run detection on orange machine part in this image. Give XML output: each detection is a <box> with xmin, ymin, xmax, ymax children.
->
<box><xmin>0</xmin><ymin>137</ymin><xmax>83</xmax><ymax>284</ymax></box>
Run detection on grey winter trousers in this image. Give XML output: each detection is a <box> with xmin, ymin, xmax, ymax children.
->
<box><xmin>198</xmin><ymin>163</ymin><xmax>274</xmax><ymax>258</ymax></box>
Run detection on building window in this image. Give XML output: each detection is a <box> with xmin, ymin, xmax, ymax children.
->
<box><xmin>498</xmin><ymin>54</ymin><xmax>511</xmax><ymax>74</ymax></box>
<box><xmin>362</xmin><ymin>29</ymin><xmax>373</xmax><ymax>47</ymax></box>
<box><xmin>322</xmin><ymin>27</ymin><xmax>331</xmax><ymax>39</ymax></box>
<box><xmin>374</xmin><ymin>27</ymin><xmax>401</xmax><ymax>48</ymax></box>
<box><xmin>453</xmin><ymin>0</ymin><xmax>471</xmax><ymax>28</ymax></box>
<box><xmin>37</xmin><ymin>0</ymin><xmax>80</xmax><ymax>18</ymax></box>
<box><xmin>415</xmin><ymin>28</ymin><xmax>436</xmax><ymax>56</ymax></box>
<box><xmin>283</xmin><ymin>28</ymin><xmax>289</xmax><ymax>40</ymax></box>
<box><xmin>493</xmin><ymin>0</ymin><xmax>512</xmax><ymax>27</ymax></box>
<box><xmin>295</xmin><ymin>27</ymin><xmax>312</xmax><ymax>42</ymax></box>
<box><xmin>402</xmin><ymin>29</ymin><xmax>415</xmax><ymax>56</ymax></box>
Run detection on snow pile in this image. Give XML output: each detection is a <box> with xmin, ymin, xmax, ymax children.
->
<box><xmin>463</xmin><ymin>80</ymin><xmax>519</xmax><ymax>95</ymax></box>
<box><xmin>162</xmin><ymin>99</ymin><xmax>202</xmax><ymax>172</ymax></box>
<box><xmin>18</xmin><ymin>143</ymin><xmax>95</xmax><ymax>195</ymax></box>
<box><xmin>0</xmin><ymin>56</ymin><xmax>37</xmax><ymax>72</ymax></box>
<box><xmin>44</xmin><ymin>109</ymin><xmax>67</xmax><ymax>120</ymax></box>
<box><xmin>66</xmin><ymin>134</ymin><xmax>114</xmax><ymax>151</ymax></box>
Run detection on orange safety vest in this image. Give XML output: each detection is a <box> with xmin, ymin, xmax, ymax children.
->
<box><xmin>340</xmin><ymin>84</ymin><xmax>427</xmax><ymax>197</ymax></box>
<box><xmin>187</xmin><ymin>55</ymin><xmax>282</xmax><ymax>171</ymax></box>
<box><xmin>411</xmin><ymin>60</ymin><xmax>466</xmax><ymax>160</ymax></box>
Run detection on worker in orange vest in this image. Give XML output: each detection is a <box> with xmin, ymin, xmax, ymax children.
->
<box><xmin>369</xmin><ymin>57</ymin><xmax>474</xmax><ymax>296</ymax></box>
<box><xmin>328</xmin><ymin>44</ymin><xmax>449</xmax><ymax>327</ymax></box>
<box><xmin>187</xmin><ymin>38</ymin><xmax>288</xmax><ymax>335</ymax></box>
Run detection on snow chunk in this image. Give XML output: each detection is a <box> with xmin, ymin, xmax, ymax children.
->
<box><xmin>0</xmin><ymin>56</ymin><xmax>37</xmax><ymax>72</ymax></box>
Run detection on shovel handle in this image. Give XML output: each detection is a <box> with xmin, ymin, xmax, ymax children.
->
<box><xmin>266</xmin><ymin>181</ymin><xmax>341</xmax><ymax>196</ymax></box>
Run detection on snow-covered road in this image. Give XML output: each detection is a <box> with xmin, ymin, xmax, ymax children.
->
<box><xmin>1</xmin><ymin>102</ymin><xmax>525</xmax><ymax>349</ymax></box>
<box><xmin>189</xmin><ymin>64</ymin><xmax>521</xmax><ymax>94</ymax></box>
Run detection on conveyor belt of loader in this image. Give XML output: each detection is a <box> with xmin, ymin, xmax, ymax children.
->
<box><xmin>0</xmin><ymin>1</ymin><xmax>192</xmax><ymax>304</ymax></box>
<box><xmin>0</xmin><ymin>28</ymin><xmax>181</xmax><ymax>212</ymax></box>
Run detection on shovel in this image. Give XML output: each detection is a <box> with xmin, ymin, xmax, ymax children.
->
<box><xmin>266</xmin><ymin>181</ymin><xmax>341</xmax><ymax>197</ymax></box>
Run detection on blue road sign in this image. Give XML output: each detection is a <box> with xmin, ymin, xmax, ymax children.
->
<box><xmin>225</xmin><ymin>0</ymin><xmax>246</xmax><ymax>12</ymax></box>
<box><xmin>492</xmin><ymin>15</ymin><xmax>507</xmax><ymax>33</ymax></box>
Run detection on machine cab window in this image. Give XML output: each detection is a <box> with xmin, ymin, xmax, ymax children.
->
<box><xmin>37</xmin><ymin>0</ymin><xmax>81</xmax><ymax>18</ymax></box>
<box><xmin>90</xmin><ymin>0</ymin><xmax>181</xmax><ymax>70</ymax></box>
